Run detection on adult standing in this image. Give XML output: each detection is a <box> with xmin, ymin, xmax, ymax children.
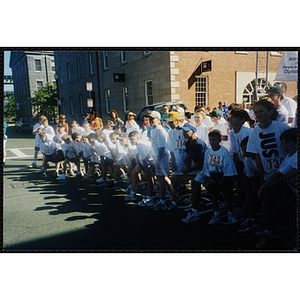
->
<box><xmin>56</xmin><ymin>114</ymin><xmax>69</xmax><ymax>134</ymax></box>
<box><xmin>109</xmin><ymin>109</ymin><xmax>124</xmax><ymax>132</ymax></box>
<box><xmin>90</xmin><ymin>111</ymin><xmax>103</xmax><ymax>131</ymax></box>
<box><xmin>268</xmin><ymin>86</ymin><xmax>289</xmax><ymax>124</ymax></box>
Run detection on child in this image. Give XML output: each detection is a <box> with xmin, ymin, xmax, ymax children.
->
<box><xmin>57</xmin><ymin>134</ymin><xmax>79</xmax><ymax>180</ymax></box>
<box><xmin>82</xmin><ymin>122</ymin><xmax>94</xmax><ymax>135</ymax></box>
<box><xmin>228</xmin><ymin>108</ymin><xmax>252</xmax><ymax>209</ymax></box>
<box><xmin>126</xmin><ymin>114</ymin><xmax>140</xmax><ymax>136</ymax></box>
<box><xmin>194</xmin><ymin>130</ymin><xmax>238</xmax><ymax>225</ymax></box>
<box><xmin>125</xmin><ymin>130</ymin><xmax>154</xmax><ymax>204</ymax></box>
<box><xmin>193</xmin><ymin>110</ymin><xmax>209</xmax><ymax>146</ymax></box>
<box><xmin>246</xmin><ymin>99</ymin><xmax>290</xmax><ymax>248</ymax></box>
<box><xmin>82</xmin><ymin>134</ymin><xmax>91</xmax><ymax>174</ymax></box>
<box><xmin>39</xmin><ymin>132</ymin><xmax>63</xmax><ymax>177</ymax></box>
<box><xmin>30</xmin><ymin>115</ymin><xmax>46</xmax><ymax>168</ymax></box>
<box><xmin>56</xmin><ymin>123</ymin><xmax>68</xmax><ymax>139</ymax></box>
<box><xmin>71</xmin><ymin>120</ymin><xmax>85</xmax><ymax>136</ymax></box>
<box><xmin>179</xmin><ymin>122</ymin><xmax>208</xmax><ymax>223</ymax></box>
<box><xmin>102</xmin><ymin>120</ymin><xmax>116</xmax><ymax>148</ymax></box>
<box><xmin>71</xmin><ymin>133</ymin><xmax>84</xmax><ymax>177</ymax></box>
<box><xmin>53</xmin><ymin>135</ymin><xmax>65</xmax><ymax>177</ymax></box>
<box><xmin>42</xmin><ymin>118</ymin><xmax>55</xmax><ymax>141</ymax></box>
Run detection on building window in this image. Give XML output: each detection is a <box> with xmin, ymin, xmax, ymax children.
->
<box><xmin>70</xmin><ymin>96</ymin><xmax>74</xmax><ymax>116</ymax></box>
<box><xmin>242</xmin><ymin>78</ymin><xmax>272</xmax><ymax>105</ymax></box>
<box><xmin>67</xmin><ymin>63</ymin><xmax>71</xmax><ymax>82</ymax></box>
<box><xmin>195</xmin><ymin>76</ymin><xmax>208</xmax><ymax>107</ymax></box>
<box><xmin>77</xmin><ymin>58</ymin><xmax>81</xmax><ymax>79</ymax></box>
<box><xmin>105</xmin><ymin>89</ymin><xmax>111</xmax><ymax>113</ymax></box>
<box><xmin>35</xmin><ymin>60</ymin><xmax>41</xmax><ymax>71</ymax></box>
<box><xmin>121</xmin><ymin>51</ymin><xmax>127</xmax><ymax>64</ymax></box>
<box><xmin>123</xmin><ymin>86</ymin><xmax>129</xmax><ymax>112</ymax></box>
<box><xmin>51</xmin><ymin>60</ymin><xmax>55</xmax><ymax>72</ymax></box>
<box><xmin>145</xmin><ymin>80</ymin><xmax>153</xmax><ymax>105</ymax></box>
<box><xmin>79</xmin><ymin>94</ymin><xmax>84</xmax><ymax>114</ymax></box>
<box><xmin>89</xmin><ymin>52</ymin><xmax>94</xmax><ymax>75</ymax></box>
<box><xmin>103</xmin><ymin>51</ymin><xmax>108</xmax><ymax>70</ymax></box>
<box><xmin>143</xmin><ymin>51</ymin><xmax>152</xmax><ymax>57</ymax></box>
<box><xmin>36</xmin><ymin>81</ymin><xmax>43</xmax><ymax>91</ymax></box>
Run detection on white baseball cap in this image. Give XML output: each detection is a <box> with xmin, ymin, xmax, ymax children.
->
<box><xmin>148</xmin><ymin>111</ymin><xmax>161</xmax><ymax>119</ymax></box>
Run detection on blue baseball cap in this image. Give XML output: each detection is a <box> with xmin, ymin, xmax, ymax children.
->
<box><xmin>180</xmin><ymin>122</ymin><xmax>197</xmax><ymax>132</ymax></box>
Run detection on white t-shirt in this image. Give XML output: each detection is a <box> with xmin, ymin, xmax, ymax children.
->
<box><xmin>33</xmin><ymin>123</ymin><xmax>44</xmax><ymax>147</ymax></box>
<box><xmin>229</xmin><ymin>126</ymin><xmax>252</xmax><ymax>165</ymax></box>
<box><xmin>246</xmin><ymin>120</ymin><xmax>290</xmax><ymax>180</ymax></box>
<box><xmin>137</xmin><ymin>140</ymin><xmax>153</xmax><ymax>161</ymax></box>
<box><xmin>151</xmin><ymin>125</ymin><xmax>168</xmax><ymax>158</ymax></box>
<box><xmin>276</xmin><ymin>105</ymin><xmax>289</xmax><ymax>124</ymax></box>
<box><xmin>71</xmin><ymin>126</ymin><xmax>85</xmax><ymax>136</ymax></box>
<box><xmin>202</xmin><ymin>115</ymin><xmax>213</xmax><ymax>129</ymax></box>
<box><xmin>244</xmin><ymin>156</ymin><xmax>259</xmax><ymax>178</ymax></box>
<box><xmin>211</xmin><ymin>122</ymin><xmax>231</xmax><ymax>153</ymax></box>
<box><xmin>44</xmin><ymin>126</ymin><xmax>55</xmax><ymax>141</ymax></box>
<box><xmin>73</xmin><ymin>140</ymin><xmax>84</xmax><ymax>154</ymax></box>
<box><xmin>126</xmin><ymin>124</ymin><xmax>140</xmax><ymax>136</ymax></box>
<box><xmin>281</xmin><ymin>97</ymin><xmax>297</xmax><ymax>119</ymax></box>
<box><xmin>195</xmin><ymin>124</ymin><xmax>209</xmax><ymax>146</ymax></box>
<box><xmin>39</xmin><ymin>138</ymin><xmax>56</xmax><ymax>156</ymax></box>
<box><xmin>166</xmin><ymin>128</ymin><xmax>187</xmax><ymax>173</ymax></box>
<box><xmin>61</xmin><ymin>142</ymin><xmax>76</xmax><ymax>159</ymax></box>
<box><xmin>278</xmin><ymin>151</ymin><xmax>297</xmax><ymax>194</ymax></box>
<box><xmin>96</xmin><ymin>141</ymin><xmax>113</xmax><ymax>160</ymax></box>
<box><xmin>201</xmin><ymin>146</ymin><xmax>237</xmax><ymax>177</ymax></box>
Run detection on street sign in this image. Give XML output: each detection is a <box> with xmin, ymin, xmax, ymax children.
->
<box><xmin>202</xmin><ymin>60</ymin><xmax>212</xmax><ymax>72</ymax></box>
<box><xmin>86</xmin><ymin>82</ymin><xmax>93</xmax><ymax>91</ymax></box>
<box><xmin>87</xmin><ymin>99</ymin><xmax>93</xmax><ymax>107</ymax></box>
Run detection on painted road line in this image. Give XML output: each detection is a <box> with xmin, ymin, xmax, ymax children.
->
<box><xmin>9</xmin><ymin>149</ymin><xmax>29</xmax><ymax>158</ymax></box>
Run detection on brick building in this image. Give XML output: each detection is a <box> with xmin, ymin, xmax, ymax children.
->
<box><xmin>53</xmin><ymin>50</ymin><xmax>297</xmax><ymax>124</ymax></box>
<box><xmin>9</xmin><ymin>51</ymin><xmax>55</xmax><ymax>118</ymax></box>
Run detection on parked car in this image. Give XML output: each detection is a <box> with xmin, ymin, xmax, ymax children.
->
<box><xmin>136</xmin><ymin>101</ymin><xmax>187</xmax><ymax>128</ymax></box>
<box><xmin>15</xmin><ymin>117</ymin><xmax>37</xmax><ymax>133</ymax></box>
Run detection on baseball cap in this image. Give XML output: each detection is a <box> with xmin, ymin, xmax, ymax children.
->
<box><xmin>268</xmin><ymin>86</ymin><xmax>283</xmax><ymax>94</ymax></box>
<box><xmin>165</xmin><ymin>111</ymin><xmax>182</xmax><ymax>122</ymax></box>
<box><xmin>180</xmin><ymin>122</ymin><xmax>197</xmax><ymax>132</ymax></box>
<box><xmin>176</xmin><ymin>107</ymin><xmax>185</xmax><ymax>115</ymax></box>
<box><xmin>209</xmin><ymin>110</ymin><xmax>223</xmax><ymax>118</ymax></box>
<box><xmin>128</xmin><ymin>112</ymin><xmax>136</xmax><ymax>116</ymax></box>
<box><xmin>148</xmin><ymin>111</ymin><xmax>161</xmax><ymax>119</ymax></box>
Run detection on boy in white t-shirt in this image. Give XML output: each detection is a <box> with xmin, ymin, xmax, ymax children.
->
<box><xmin>194</xmin><ymin>130</ymin><xmax>238</xmax><ymax>225</ymax></box>
<box><xmin>71</xmin><ymin>120</ymin><xmax>85</xmax><ymax>136</ymax></box>
<box><xmin>193</xmin><ymin>110</ymin><xmax>209</xmax><ymax>146</ymax></box>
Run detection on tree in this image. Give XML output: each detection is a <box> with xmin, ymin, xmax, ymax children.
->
<box><xmin>30</xmin><ymin>82</ymin><xmax>58</xmax><ymax>122</ymax></box>
<box><xmin>4</xmin><ymin>93</ymin><xmax>16</xmax><ymax>119</ymax></box>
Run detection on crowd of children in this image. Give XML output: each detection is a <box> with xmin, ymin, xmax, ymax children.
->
<box><xmin>30</xmin><ymin>83</ymin><xmax>298</xmax><ymax>250</ymax></box>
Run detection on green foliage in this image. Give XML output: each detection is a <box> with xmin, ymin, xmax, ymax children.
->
<box><xmin>4</xmin><ymin>93</ymin><xmax>16</xmax><ymax>119</ymax></box>
<box><xmin>30</xmin><ymin>82</ymin><xmax>58</xmax><ymax>122</ymax></box>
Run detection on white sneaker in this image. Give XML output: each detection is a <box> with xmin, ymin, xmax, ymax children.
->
<box><xmin>57</xmin><ymin>174</ymin><xmax>66</xmax><ymax>180</ymax></box>
<box><xmin>208</xmin><ymin>215</ymin><xmax>221</xmax><ymax>225</ymax></box>
<box><xmin>70</xmin><ymin>169</ymin><xmax>75</xmax><ymax>176</ymax></box>
<box><xmin>227</xmin><ymin>212</ymin><xmax>237</xmax><ymax>224</ymax></box>
<box><xmin>182</xmin><ymin>210</ymin><xmax>200</xmax><ymax>223</ymax></box>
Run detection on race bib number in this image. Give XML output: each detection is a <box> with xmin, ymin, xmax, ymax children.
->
<box><xmin>208</xmin><ymin>154</ymin><xmax>223</xmax><ymax>166</ymax></box>
<box><xmin>264</xmin><ymin>156</ymin><xmax>285</xmax><ymax>173</ymax></box>
<box><xmin>175</xmin><ymin>139</ymin><xmax>186</xmax><ymax>149</ymax></box>
<box><xmin>44</xmin><ymin>147</ymin><xmax>50</xmax><ymax>154</ymax></box>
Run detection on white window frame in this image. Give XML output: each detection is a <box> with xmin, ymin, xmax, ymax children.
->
<box><xmin>123</xmin><ymin>85</ymin><xmax>129</xmax><ymax>113</ymax></box>
<box><xmin>103</xmin><ymin>51</ymin><xmax>109</xmax><ymax>70</ymax></box>
<box><xmin>105</xmin><ymin>89</ymin><xmax>111</xmax><ymax>113</ymax></box>
<box><xmin>121</xmin><ymin>51</ymin><xmax>127</xmax><ymax>64</ymax></box>
<box><xmin>195</xmin><ymin>76</ymin><xmax>208</xmax><ymax>107</ymax></box>
<box><xmin>145</xmin><ymin>80</ymin><xmax>153</xmax><ymax>105</ymax></box>
<box><xmin>89</xmin><ymin>52</ymin><xmax>94</xmax><ymax>75</ymax></box>
<box><xmin>67</xmin><ymin>63</ymin><xmax>71</xmax><ymax>83</ymax></box>
<box><xmin>70</xmin><ymin>96</ymin><xmax>74</xmax><ymax>116</ymax></box>
<box><xmin>36</xmin><ymin>81</ymin><xmax>43</xmax><ymax>91</ymax></box>
<box><xmin>35</xmin><ymin>59</ymin><xmax>41</xmax><ymax>71</ymax></box>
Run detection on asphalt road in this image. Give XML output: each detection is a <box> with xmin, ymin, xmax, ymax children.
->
<box><xmin>3</xmin><ymin>123</ymin><xmax>296</xmax><ymax>252</ymax></box>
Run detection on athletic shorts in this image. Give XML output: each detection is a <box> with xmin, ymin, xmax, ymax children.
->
<box><xmin>154</xmin><ymin>153</ymin><xmax>170</xmax><ymax>177</ymax></box>
<box><xmin>194</xmin><ymin>172</ymin><xmax>210</xmax><ymax>186</ymax></box>
<box><xmin>66</xmin><ymin>157</ymin><xmax>76</xmax><ymax>163</ymax></box>
<box><xmin>90</xmin><ymin>161</ymin><xmax>100</xmax><ymax>166</ymax></box>
<box><xmin>103</xmin><ymin>157</ymin><xmax>114</xmax><ymax>167</ymax></box>
<box><xmin>138</xmin><ymin>161</ymin><xmax>155</xmax><ymax>176</ymax></box>
<box><xmin>56</xmin><ymin>150</ymin><xmax>65</xmax><ymax>162</ymax></box>
<box><xmin>34</xmin><ymin>146</ymin><xmax>40</xmax><ymax>151</ymax></box>
<box><xmin>44</xmin><ymin>153</ymin><xmax>57</xmax><ymax>163</ymax></box>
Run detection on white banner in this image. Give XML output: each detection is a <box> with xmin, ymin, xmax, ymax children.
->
<box><xmin>274</xmin><ymin>51</ymin><xmax>298</xmax><ymax>82</ymax></box>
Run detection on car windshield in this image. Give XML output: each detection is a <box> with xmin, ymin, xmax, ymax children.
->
<box><xmin>22</xmin><ymin>118</ymin><xmax>37</xmax><ymax>123</ymax></box>
<box><xmin>137</xmin><ymin>107</ymin><xmax>154</xmax><ymax>120</ymax></box>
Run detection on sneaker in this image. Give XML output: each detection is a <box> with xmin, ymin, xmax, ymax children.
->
<box><xmin>38</xmin><ymin>167</ymin><xmax>45</xmax><ymax>174</ymax></box>
<box><xmin>42</xmin><ymin>171</ymin><xmax>48</xmax><ymax>178</ymax></box>
<box><xmin>82</xmin><ymin>174</ymin><xmax>89</xmax><ymax>182</ymax></box>
<box><xmin>256</xmin><ymin>233</ymin><xmax>273</xmax><ymax>249</ymax></box>
<box><xmin>70</xmin><ymin>169</ymin><xmax>75</xmax><ymax>176</ymax></box>
<box><xmin>96</xmin><ymin>177</ymin><xmax>105</xmax><ymax>184</ymax></box>
<box><xmin>124</xmin><ymin>193</ymin><xmax>137</xmax><ymax>201</ymax></box>
<box><xmin>165</xmin><ymin>203</ymin><xmax>178</xmax><ymax>215</ymax></box>
<box><xmin>177</xmin><ymin>195</ymin><xmax>192</xmax><ymax>209</ymax></box>
<box><xmin>227</xmin><ymin>212</ymin><xmax>237</xmax><ymax>224</ymax></box>
<box><xmin>152</xmin><ymin>202</ymin><xmax>168</xmax><ymax>210</ymax></box>
<box><xmin>124</xmin><ymin>185</ymin><xmax>132</xmax><ymax>193</ymax></box>
<box><xmin>138</xmin><ymin>197</ymin><xmax>153</xmax><ymax>207</ymax></box>
<box><xmin>57</xmin><ymin>174</ymin><xmax>66</xmax><ymax>180</ymax></box>
<box><xmin>208</xmin><ymin>215</ymin><xmax>221</xmax><ymax>225</ymax></box>
<box><xmin>30</xmin><ymin>162</ymin><xmax>37</xmax><ymax>168</ymax></box>
<box><xmin>182</xmin><ymin>210</ymin><xmax>200</xmax><ymax>223</ymax></box>
<box><xmin>120</xmin><ymin>173</ymin><xmax>128</xmax><ymax>180</ymax></box>
<box><xmin>237</xmin><ymin>218</ymin><xmax>258</xmax><ymax>232</ymax></box>
<box><xmin>145</xmin><ymin>198</ymin><xmax>156</xmax><ymax>207</ymax></box>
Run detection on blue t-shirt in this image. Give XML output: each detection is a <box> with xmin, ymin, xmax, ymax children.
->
<box><xmin>4</xmin><ymin>121</ymin><xmax>8</xmax><ymax>137</ymax></box>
